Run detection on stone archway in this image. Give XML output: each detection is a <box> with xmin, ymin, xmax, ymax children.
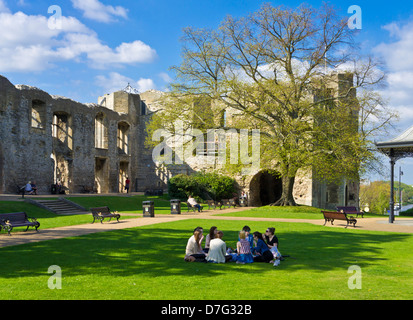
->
<box><xmin>249</xmin><ymin>170</ymin><xmax>282</xmax><ymax>206</ymax></box>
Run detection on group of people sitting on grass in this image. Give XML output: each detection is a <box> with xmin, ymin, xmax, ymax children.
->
<box><xmin>184</xmin><ymin>225</ymin><xmax>282</xmax><ymax>267</ymax></box>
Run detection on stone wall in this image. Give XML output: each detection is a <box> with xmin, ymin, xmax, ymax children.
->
<box><xmin>0</xmin><ymin>75</ymin><xmax>159</xmax><ymax>194</ymax></box>
<box><xmin>0</xmin><ymin>73</ymin><xmax>359</xmax><ymax>209</ymax></box>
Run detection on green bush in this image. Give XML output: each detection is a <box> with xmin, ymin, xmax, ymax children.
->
<box><xmin>168</xmin><ymin>172</ymin><xmax>236</xmax><ymax>201</ymax></box>
<box><xmin>167</xmin><ymin>174</ymin><xmax>204</xmax><ymax>201</ymax></box>
<box><xmin>400</xmin><ymin>208</ymin><xmax>413</xmax><ymax>217</ymax></box>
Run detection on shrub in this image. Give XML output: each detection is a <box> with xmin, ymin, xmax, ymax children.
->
<box><xmin>168</xmin><ymin>172</ymin><xmax>236</xmax><ymax>201</ymax></box>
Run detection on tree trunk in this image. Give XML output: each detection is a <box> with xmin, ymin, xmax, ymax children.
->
<box><xmin>270</xmin><ymin>175</ymin><xmax>297</xmax><ymax>206</ymax></box>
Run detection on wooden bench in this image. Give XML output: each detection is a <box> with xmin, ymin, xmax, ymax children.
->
<box><xmin>207</xmin><ymin>200</ymin><xmax>218</xmax><ymax>210</ymax></box>
<box><xmin>221</xmin><ymin>199</ymin><xmax>236</xmax><ymax>209</ymax></box>
<box><xmin>229</xmin><ymin>198</ymin><xmax>237</xmax><ymax>208</ymax></box>
<box><xmin>16</xmin><ymin>184</ymin><xmax>25</xmax><ymax>195</ymax></box>
<box><xmin>0</xmin><ymin>212</ymin><xmax>40</xmax><ymax>236</ymax></box>
<box><xmin>90</xmin><ymin>206</ymin><xmax>120</xmax><ymax>224</ymax></box>
<box><xmin>322</xmin><ymin>211</ymin><xmax>357</xmax><ymax>228</ymax></box>
<box><xmin>336</xmin><ymin>206</ymin><xmax>364</xmax><ymax>218</ymax></box>
<box><xmin>221</xmin><ymin>199</ymin><xmax>231</xmax><ymax>209</ymax></box>
<box><xmin>215</xmin><ymin>200</ymin><xmax>223</xmax><ymax>209</ymax></box>
<box><xmin>186</xmin><ymin>203</ymin><xmax>203</xmax><ymax>213</ymax></box>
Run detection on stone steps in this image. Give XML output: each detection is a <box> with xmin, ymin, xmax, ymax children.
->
<box><xmin>26</xmin><ymin>198</ymin><xmax>89</xmax><ymax>215</ymax></box>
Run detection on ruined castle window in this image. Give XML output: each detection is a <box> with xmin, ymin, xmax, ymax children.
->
<box><xmin>95</xmin><ymin>112</ymin><xmax>108</xmax><ymax>149</ymax></box>
<box><xmin>117</xmin><ymin>121</ymin><xmax>130</xmax><ymax>154</ymax></box>
<box><xmin>52</xmin><ymin>112</ymin><xmax>72</xmax><ymax>149</ymax></box>
<box><xmin>31</xmin><ymin>100</ymin><xmax>46</xmax><ymax>129</ymax></box>
<box><xmin>119</xmin><ymin>161</ymin><xmax>129</xmax><ymax>192</ymax></box>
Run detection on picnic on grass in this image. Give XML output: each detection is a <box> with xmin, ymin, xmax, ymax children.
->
<box><xmin>184</xmin><ymin>225</ymin><xmax>283</xmax><ymax>267</ymax></box>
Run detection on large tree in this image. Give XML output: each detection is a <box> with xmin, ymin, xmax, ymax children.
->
<box><xmin>147</xmin><ymin>3</ymin><xmax>396</xmax><ymax>205</ymax></box>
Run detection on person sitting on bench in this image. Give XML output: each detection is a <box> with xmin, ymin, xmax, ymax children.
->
<box><xmin>30</xmin><ymin>181</ymin><xmax>38</xmax><ymax>195</ymax></box>
<box><xmin>25</xmin><ymin>181</ymin><xmax>34</xmax><ymax>195</ymax></box>
<box><xmin>187</xmin><ymin>195</ymin><xmax>203</xmax><ymax>212</ymax></box>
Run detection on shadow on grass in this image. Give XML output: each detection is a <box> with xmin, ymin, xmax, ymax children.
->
<box><xmin>0</xmin><ymin>222</ymin><xmax>410</xmax><ymax>280</ymax></box>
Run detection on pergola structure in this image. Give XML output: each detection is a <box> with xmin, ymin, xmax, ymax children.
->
<box><xmin>375</xmin><ymin>125</ymin><xmax>413</xmax><ymax>223</ymax></box>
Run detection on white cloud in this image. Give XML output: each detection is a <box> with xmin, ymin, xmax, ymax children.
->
<box><xmin>375</xmin><ymin>21</ymin><xmax>413</xmax><ymax>71</ymax></box>
<box><xmin>71</xmin><ymin>0</ymin><xmax>128</xmax><ymax>23</ymax></box>
<box><xmin>374</xmin><ymin>20</ymin><xmax>413</xmax><ymax>128</ymax></box>
<box><xmin>0</xmin><ymin>10</ymin><xmax>156</xmax><ymax>72</ymax></box>
<box><xmin>0</xmin><ymin>0</ymin><xmax>9</xmax><ymax>13</ymax></box>
<box><xmin>95</xmin><ymin>72</ymin><xmax>155</xmax><ymax>94</ymax></box>
<box><xmin>114</xmin><ymin>41</ymin><xmax>157</xmax><ymax>64</ymax></box>
<box><xmin>60</xmin><ymin>34</ymin><xmax>156</xmax><ymax>68</ymax></box>
<box><xmin>159</xmin><ymin>72</ymin><xmax>173</xmax><ymax>83</ymax></box>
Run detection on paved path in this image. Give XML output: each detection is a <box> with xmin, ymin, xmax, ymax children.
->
<box><xmin>1</xmin><ymin>207</ymin><xmax>413</xmax><ymax>248</ymax></box>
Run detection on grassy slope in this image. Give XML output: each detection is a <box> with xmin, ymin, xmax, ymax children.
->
<box><xmin>0</xmin><ymin>218</ymin><xmax>412</xmax><ymax>300</ymax></box>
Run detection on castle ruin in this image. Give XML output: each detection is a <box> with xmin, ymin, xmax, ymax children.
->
<box><xmin>0</xmin><ymin>74</ymin><xmax>359</xmax><ymax>209</ymax></box>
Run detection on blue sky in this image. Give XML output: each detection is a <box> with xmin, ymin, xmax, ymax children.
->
<box><xmin>2</xmin><ymin>0</ymin><xmax>413</xmax><ymax>183</ymax></box>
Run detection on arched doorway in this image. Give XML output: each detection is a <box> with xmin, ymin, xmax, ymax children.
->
<box><xmin>249</xmin><ymin>170</ymin><xmax>282</xmax><ymax>206</ymax></box>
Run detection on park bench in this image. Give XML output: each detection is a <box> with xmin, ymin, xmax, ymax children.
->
<box><xmin>336</xmin><ymin>206</ymin><xmax>364</xmax><ymax>218</ymax></box>
<box><xmin>321</xmin><ymin>210</ymin><xmax>357</xmax><ymax>228</ymax></box>
<box><xmin>90</xmin><ymin>206</ymin><xmax>120</xmax><ymax>224</ymax></box>
<box><xmin>207</xmin><ymin>200</ymin><xmax>217</xmax><ymax>210</ymax></box>
<box><xmin>0</xmin><ymin>212</ymin><xmax>40</xmax><ymax>236</ymax></box>
<box><xmin>221</xmin><ymin>199</ymin><xmax>236</xmax><ymax>209</ymax></box>
<box><xmin>221</xmin><ymin>199</ymin><xmax>230</xmax><ymax>208</ymax></box>
<box><xmin>215</xmin><ymin>200</ymin><xmax>223</xmax><ymax>209</ymax></box>
<box><xmin>186</xmin><ymin>203</ymin><xmax>203</xmax><ymax>213</ymax></box>
<box><xmin>16</xmin><ymin>184</ymin><xmax>25</xmax><ymax>195</ymax></box>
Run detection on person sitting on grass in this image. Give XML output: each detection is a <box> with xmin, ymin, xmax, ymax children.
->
<box><xmin>187</xmin><ymin>195</ymin><xmax>203</xmax><ymax>212</ymax></box>
<box><xmin>235</xmin><ymin>230</ymin><xmax>254</xmax><ymax>264</ymax></box>
<box><xmin>239</xmin><ymin>225</ymin><xmax>254</xmax><ymax>250</ymax></box>
<box><xmin>206</xmin><ymin>230</ymin><xmax>229</xmax><ymax>263</ymax></box>
<box><xmin>264</xmin><ymin>227</ymin><xmax>283</xmax><ymax>266</ymax></box>
<box><xmin>184</xmin><ymin>228</ymin><xmax>206</xmax><ymax>262</ymax></box>
<box><xmin>252</xmin><ymin>231</ymin><xmax>273</xmax><ymax>263</ymax></box>
<box><xmin>264</xmin><ymin>227</ymin><xmax>278</xmax><ymax>249</ymax></box>
<box><xmin>204</xmin><ymin>226</ymin><xmax>217</xmax><ymax>253</ymax></box>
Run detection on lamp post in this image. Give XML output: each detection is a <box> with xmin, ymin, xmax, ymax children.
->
<box><xmin>399</xmin><ymin>166</ymin><xmax>404</xmax><ymax>212</ymax></box>
<box><xmin>389</xmin><ymin>149</ymin><xmax>395</xmax><ymax>224</ymax></box>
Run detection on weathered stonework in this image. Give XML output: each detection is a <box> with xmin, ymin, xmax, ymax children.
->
<box><xmin>0</xmin><ymin>75</ymin><xmax>159</xmax><ymax>194</ymax></box>
<box><xmin>0</xmin><ymin>73</ymin><xmax>359</xmax><ymax>209</ymax></box>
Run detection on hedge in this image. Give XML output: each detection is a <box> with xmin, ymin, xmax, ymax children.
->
<box><xmin>168</xmin><ymin>173</ymin><xmax>237</xmax><ymax>201</ymax></box>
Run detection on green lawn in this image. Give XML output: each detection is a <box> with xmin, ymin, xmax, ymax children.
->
<box><xmin>217</xmin><ymin>205</ymin><xmax>384</xmax><ymax>219</ymax></box>
<box><xmin>0</xmin><ymin>195</ymin><xmax>176</xmax><ymax>231</ymax></box>
<box><xmin>65</xmin><ymin>195</ymin><xmax>173</xmax><ymax>214</ymax></box>
<box><xmin>0</xmin><ymin>196</ymin><xmax>392</xmax><ymax>234</ymax></box>
<box><xmin>1</xmin><ymin>218</ymin><xmax>412</xmax><ymax>300</ymax></box>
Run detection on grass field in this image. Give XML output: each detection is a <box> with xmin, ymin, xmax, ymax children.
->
<box><xmin>0</xmin><ymin>195</ymin><xmax>384</xmax><ymax>232</ymax></box>
<box><xmin>1</xmin><ymin>203</ymin><xmax>412</xmax><ymax>300</ymax></box>
<box><xmin>0</xmin><ymin>195</ymin><xmax>171</xmax><ymax>230</ymax></box>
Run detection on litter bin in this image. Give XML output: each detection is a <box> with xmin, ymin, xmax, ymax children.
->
<box><xmin>170</xmin><ymin>199</ymin><xmax>181</xmax><ymax>214</ymax></box>
<box><xmin>51</xmin><ymin>184</ymin><xmax>57</xmax><ymax>194</ymax></box>
<box><xmin>142</xmin><ymin>200</ymin><xmax>155</xmax><ymax>217</ymax></box>
<box><xmin>239</xmin><ymin>198</ymin><xmax>248</xmax><ymax>207</ymax></box>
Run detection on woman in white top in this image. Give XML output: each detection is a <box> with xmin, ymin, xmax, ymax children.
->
<box><xmin>204</xmin><ymin>226</ymin><xmax>217</xmax><ymax>253</ymax></box>
<box><xmin>206</xmin><ymin>230</ymin><xmax>227</xmax><ymax>263</ymax></box>
<box><xmin>185</xmin><ymin>229</ymin><xmax>206</xmax><ymax>262</ymax></box>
